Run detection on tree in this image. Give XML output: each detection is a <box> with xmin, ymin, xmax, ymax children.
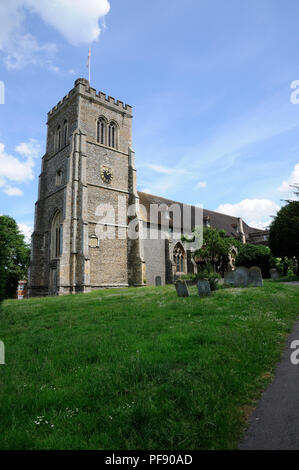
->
<box><xmin>184</xmin><ymin>227</ymin><xmax>240</xmax><ymax>273</ymax></box>
<box><xmin>235</xmin><ymin>244</ymin><xmax>272</xmax><ymax>278</ymax></box>
<box><xmin>0</xmin><ymin>216</ymin><xmax>31</xmax><ymax>300</ymax></box>
<box><xmin>269</xmin><ymin>200</ymin><xmax>299</xmax><ymax>274</ymax></box>
<box><xmin>288</xmin><ymin>184</ymin><xmax>299</xmax><ymax>200</ymax></box>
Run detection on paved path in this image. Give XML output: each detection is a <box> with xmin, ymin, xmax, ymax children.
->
<box><xmin>239</xmin><ymin>319</ymin><xmax>299</xmax><ymax>450</ymax></box>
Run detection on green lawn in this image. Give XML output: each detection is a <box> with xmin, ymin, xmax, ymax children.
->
<box><xmin>273</xmin><ymin>275</ymin><xmax>299</xmax><ymax>282</ymax></box>
<box><xmin>0</xmin><ymin>281</ymin><xmax>298</xmax><ymax>450</ymax></box>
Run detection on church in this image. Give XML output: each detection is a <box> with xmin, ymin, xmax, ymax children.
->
<box><xmin>28</xmin><ymin>79</ymin><xmax>267</xmax><ymax>296</ymax></box>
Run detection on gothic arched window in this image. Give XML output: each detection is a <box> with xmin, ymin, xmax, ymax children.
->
<box><xmin>63</xmin><ymin>120</ymin><xmax>68</xmax><ymax>147</ymax></box>
<box><xmin>108</xmin><ymin>122</ymin><xmax>117</xmax><ymax>148</ymax></box>
<box><xmin>56</xmin><ymin>125</ymin><xmax>61</xmax><ymax>152</ymax></box>
<box><xmin>97</xmin><ymin>117</ymin><xmax>106</xmax><ymax>145</ymax></box>
<box><xmin>173</xmin><ymin>243</ymin><xmax>185</xmax><ymax>273</ymax></box>
<box><xmin>50</xmin><ymin>211</ymin><xmax>63</xmax><ymax>260</ymax></box>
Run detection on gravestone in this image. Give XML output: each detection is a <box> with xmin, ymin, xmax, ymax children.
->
<box><xmin>155</xmin><ymin>276</ymin><xmax>162</xmax><ymax>286</ymax></box>
<box><xmin>233</xmin><ymin>266</ymin><xmax>249</xmax><ymax>287</ymax></box>
<box><xmin>175</xmin><ymin>280</ymin><xmax>190</xmax><ymax>297</ymax></box>
<box><xmin>248</xmin><ymin>266</ymin><xmax>263</xmax><ymax>287</ymax></box>
<box><xmin>197</xmin><ymin>279</ymin><xmax>211</xmax><ymax>297</ymax></box>
<box><xmin>224</xmin><ymin>271</ymin><xmax>235</xmax><ymax>286</ymax></box>
<box><xmin>270</xmin><ymin>268</ymin><xmax>280</xmax><ymax>280</ymax></box>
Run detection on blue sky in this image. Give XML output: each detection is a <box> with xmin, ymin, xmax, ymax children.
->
<box><xmin>0</xmin><ymin>0</ymin><xmax>299</xmax><ymax>241</ymax></box>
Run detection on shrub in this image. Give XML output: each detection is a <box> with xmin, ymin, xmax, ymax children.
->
<box><xmin>272</xmin><ymin>257</ymin><xmax>297</xmax><ymax>277</ymax></box>
<box><xmin>180</xmin><ymin>274</ymin><xmax>196</xmax><ymax>281</ymax></box>
<box><xmin>269</xmin><ymin>199</ymin><xmax>299</xmax><ymax>272</ymax></box>
<box><xmin>235</xmin><ymin>244</ymin><xmax>271</xmax><ymax>278</ymax></box>
<box><xmin>196</xmin><ymin>269</ymin><xmax>221</xmax><ymax>291</ymax></box>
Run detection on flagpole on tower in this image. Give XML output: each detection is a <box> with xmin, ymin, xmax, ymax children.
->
<box><xmin>87</xmin><ymin>48</ymin><xmax>91</xmax><ymax>84</ymax></box>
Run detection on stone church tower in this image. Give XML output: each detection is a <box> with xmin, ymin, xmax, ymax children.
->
<box><xmin>28</xmin><ymin>78</ymin><xmax>145</xmax><ymax>296</ymax></box>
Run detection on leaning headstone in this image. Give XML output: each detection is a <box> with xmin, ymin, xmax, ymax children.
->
<box><xmin>248</xmin><ymin>266</ymin><xmax>263</xmax><ymax>287</ymax></box>
<box><xmin>233</xmin><ymin>267</ymin><xmax>249</xmax><ymax>287</ymax></box>
<box><xmin>224</xmin><ymin>271</ymin><xmax>235</xmax><ymax>286</ymax></box>
<box><xmin>270</xmin><ymin>268</ymin><xmax>280</xmax><ymax>280</ymax></box>
<box><xmin>175</xmin><ymin>280</ymin><xmax>190</xmax><ymax>297</ymax></box>
<box><xmin>197</xmin><ymin>279</ymin><xmax>211</xmax><ymax>297</ymax></box>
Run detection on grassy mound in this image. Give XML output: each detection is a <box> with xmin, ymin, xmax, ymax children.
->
<box><xmin>0</xmin><ymin>281</ymin><xmax>298</xmax><ymax>450</ymax></box>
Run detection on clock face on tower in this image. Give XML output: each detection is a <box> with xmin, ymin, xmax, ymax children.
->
<box><xmin>101</xmin><ymin>166</ymin><xmax>113</xmax><ymax>184</ymax></box>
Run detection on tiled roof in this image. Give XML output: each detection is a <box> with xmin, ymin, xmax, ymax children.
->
<box><xmin>137</xmin><ymin>191</ymin><xmax>264</xmax><ymax>239</ymax></box>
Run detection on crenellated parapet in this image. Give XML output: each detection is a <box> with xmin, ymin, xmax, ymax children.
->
<box><xmin>48</xmin><ymin>88</ymin><xmax>76</xmax><ymax>118</ymax></box>
<box><xmin>48</xmin><ymin>78</ymin><xmax>132</xmax><ymax>120</ymax></box>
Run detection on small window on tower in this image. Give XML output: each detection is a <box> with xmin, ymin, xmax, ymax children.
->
<box><xmin>97</xmin><ymin>117</ymin><xmax>106</xmax><ymax>145</ymax></box>
<box><xmin>108</xmin><ymin>122</ymin><xmax>117</xmax><ymax>148</ymax></box>
<box><xmin>56</xmin><ymin>169</ymin><xmax>62</xmax><ymax>186</ymax></box>
<box><xmin>63</xmin><ymin>120</ymin><xmax>68</xmax><ymax>147</ymax></box>
<box><xmin>50</xmin><ymin>210</ymin><xmax>63</xmax><ymax>260</ymax></box>
<box><xmin>56</xmin><ymin>125</ymin><xmax>61</xmax><ymax>152</ymax></box>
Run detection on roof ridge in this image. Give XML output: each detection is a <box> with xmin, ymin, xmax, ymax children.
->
<box><xmin>138</xmin><ymin>191</ymin><xmax>239</xmax><ymax>221</ymax></box>
<box><xmin>137</xmin><ymin>191</ymin><xmax>267</xmax><ymax>234</ymax></box>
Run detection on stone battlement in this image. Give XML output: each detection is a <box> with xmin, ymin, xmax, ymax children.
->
<box><xmin>48</xmin><ymin>78</ymin><xmax>132</xmax><ymax>118</ymax></box>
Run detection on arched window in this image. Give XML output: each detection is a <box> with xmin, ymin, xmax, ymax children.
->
<box><xmin>56</xmin><ymin>125</ymin><xmax>61</xmax><ymax>152</ymax></box>
<box><xmin>108</xmin><ymin>122</ymin><xmax>116</xmax><ymax>148</ymax></box>
<box><xmin>56</xmin><ymin>169</ymin><xmax>62</xmax><ymax>186</ymax></box>
<box><xmin>63</xmin><ymin>120</ymin><xmax>68</xmax><ymax>147</ymax></box>
<box><xmin>50</xmin><ymin>211</ymin><xmax>63</xmax><ymax>260</ymax></box>
<box><xmin>173</xmin><ymin>243</ymin><xmax>185</xmax><ymax>273</ymax></box>
<box><xmin>97</xmin><ymin>117</ymin><xmax>106</xmax><ymax>145</ymax></box>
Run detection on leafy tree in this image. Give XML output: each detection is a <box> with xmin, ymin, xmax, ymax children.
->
<box><xmin>272</xmin><ymin>256</ymin><xmax>297</xmax><ymax>276</ymax></box>
<box><xmin>269</xmin><ymin>200</ymin><xmax>299</xmax><ymax>274</ymax></box>
<box><xmin>184</xmin><ymin>227</ymin><xmax>241</xmax><ymax>273</ymax></box>
<box><xmin>235</xmin><ymin>244</ymin><xmax>272</xmax><ymax>278</ymax></box>
<box><xmin>287</xmin><ymin>184</ymin><xmax>299</xmax><ymax>200</ymax></box>
<box><xmin>0</xmin><ymin>216</ymin><xmax>31</xmax><ymax>300</ymax></box>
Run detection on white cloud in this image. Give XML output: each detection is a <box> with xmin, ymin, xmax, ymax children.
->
<box><xmin>216</xmin><ymin>199</ymin><xmax>280</xmax><ymax>229</ymax></box>
<box><xmin>0</xmin><ymin>143</ymin><xmax>34</xmax><ymax>183</ymax></box>
<box><xmin>0</xmin><ymin>139</ymin><xmax>41</xmax><ymax>195</ymax></box>
<box><xmin>18</xmin><ymin>223</ymin><xmax>33</xmax><ymax>243</ymax></box>
<box><xmin>26</xmin><ymin>0</ymin><xmax>111</xmax><ymax>45</ymax></box>
<box><xmin>194</xmin><ymin>181</ymin><xmax>207</xmax><ymax>189</ymax></box>
<box><xmin>5</xmin><ymin>34</ymin><xmax>57</xmax><ymax>70</ymax></box>
<box><xmin>15</xmin><ymin>138</ymin><xmax>41</xmax><ymax>159</ymax></box>
<box><xmin>247</xmin><ymin>220</ymin><xmax>272</xmax><ymax>230</ymax></box>
<box><xmin>4</xmin><ymin>187</ymin><xmax>24</xmax><ymax>197</ymax></box>
<box><xmin>279</xmin><ymin>163</ymin><xmax>299</xmax><ymax>197</ymax></box>
<box><xmin>139</xmin><ymin>187</ymin><xmax>152</xmax><ymax>194</ymax></box>
<box><xmin>0</xmin><ymin>1</ymin><xmax>111</xmax><ymax>68</ymax></box>
<box><xmin>144</xmin><ymin>163</ymin><xmax>188</xmax><ymax>175</ymax></box>
<box><xmin>179</xmin><ymin>90</ymin><xmax>299</xmax><ymax>178</ymax></box>
<box><xmin>49</xmin><ymin>64</ymin><xmax>60</xmax><ymax>74</ymax></box>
